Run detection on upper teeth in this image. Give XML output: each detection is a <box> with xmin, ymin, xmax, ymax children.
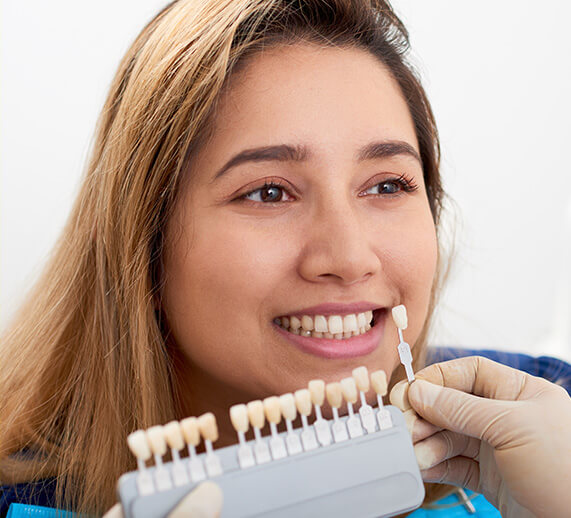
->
<box><xmin>276</xmin><ymin>311</ymin><xmax>373</xmax><ymax>335</ymax></box>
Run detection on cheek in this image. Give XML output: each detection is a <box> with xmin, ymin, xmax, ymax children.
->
<box><xmin>161</xmin><ymin>214</ymin><xmax>299</xmax><ymax>387</ymax></box>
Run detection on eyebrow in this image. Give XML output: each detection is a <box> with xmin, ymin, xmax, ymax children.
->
<box><xmin>212</xmin><ymin>140</ymin><xmax>422</xmax><ymax>181</ymax></box>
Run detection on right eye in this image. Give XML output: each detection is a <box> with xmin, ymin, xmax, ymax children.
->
<box><xmin>240</xmin><ymin>182</ymin><xmax>295</xmax><ymax>203</ymax></box>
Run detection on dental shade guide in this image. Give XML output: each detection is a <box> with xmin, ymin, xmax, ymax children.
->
<box><xmin>392</xmin><ymin>304</ymin><xmax>415</xmax><ymax>384</ymax></box>
<box><xmin>118</xmin><ymin>305</ymin><xmax>424</xmax><ymax>517</ymax></box>
<box><xmin>119</xmin><ymin>366</ymin><xmax>423</xmax><ymax>518</ymax></box>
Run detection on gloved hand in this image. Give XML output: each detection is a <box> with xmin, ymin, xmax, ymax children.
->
<box><xmin>390</xmin><ymin>356</ymin><xmax>571</xmax><ymax>518</ymax></box>
<box><xmin>103</xmin><ymin>480</ymin><xmax>223</xmax><ymax>518</ymax></box>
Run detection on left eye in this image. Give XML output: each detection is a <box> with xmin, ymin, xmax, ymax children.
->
<box><xmin>363</xmin><ymin>180</ymin><xmax>403</xmax><ymax>195</ymax></box>
<box><xmin>243</xmin><ymin>184</ymin><xmax>293</xmax><ymax>203</ymax></box>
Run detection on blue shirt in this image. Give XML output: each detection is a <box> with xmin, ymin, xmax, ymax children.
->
<box><xmin>3</xmin><ymin>347</ymin><xmax>570</xmax><ymax>517</ymax></box>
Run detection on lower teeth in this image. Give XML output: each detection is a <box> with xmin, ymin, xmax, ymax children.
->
<box><xmin>280</xmin><ymin>324</ymin><xmax>371</xmax><ymax>339</ymax></box>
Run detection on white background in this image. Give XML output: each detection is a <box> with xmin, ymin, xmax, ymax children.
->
<box><xmin>2</xmin><ymin>1</ymin><xmax>570</xmax><ymax>361</ymax></box>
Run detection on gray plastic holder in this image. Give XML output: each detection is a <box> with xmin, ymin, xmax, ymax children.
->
<box><xmin>118</xmin><ymin>405</ymin><xmax>424</xmax><ymax>518</ymax></box>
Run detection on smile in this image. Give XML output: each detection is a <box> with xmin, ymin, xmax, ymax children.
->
<box><xmin>273</xmin><ymin>311</ymin><xmax>375</xmax><ymax>339</ymax></box>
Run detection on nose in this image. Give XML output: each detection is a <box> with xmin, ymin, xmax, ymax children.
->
<box><xmin>297</xmin><ymin>198</ymin><xmax>382</xmax><ymax>286</ymax></box>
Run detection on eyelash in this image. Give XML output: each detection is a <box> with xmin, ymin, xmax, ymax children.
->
<box><xmin>237</xmin><ymin>174</ymin><xmax>419</xmax><ymax>204</ymax></box>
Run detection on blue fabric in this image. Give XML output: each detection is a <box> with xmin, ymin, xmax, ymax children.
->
<box><xmin>409</xmin><ymin>489</ymin><xmax>500</xmax><ymax>517</ymax></box>
<box><xmin>3</xmin><ymin>347</ymin><xmax>570</xmax><ymax>516</ymax></box>
<box><xmin>6</xmin><ymin>503</ymin><xmax>75</xmax><ymax>518</ymax></box>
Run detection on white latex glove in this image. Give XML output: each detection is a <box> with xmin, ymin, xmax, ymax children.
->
<box><xmin>103</xmin><ymin>481</ymin><xmax>223</xmax><ymax>518</ymax></box>
<box><xmin>390</xmin><ymin>356</ymin><xmax>571</xmax><ymax>518</ymax></box>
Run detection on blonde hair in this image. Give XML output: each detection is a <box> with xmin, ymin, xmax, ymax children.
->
<box><xmin>0</xmin><ymin>0</ymin><xmax>448</xmax><ymax>513</ymax></box>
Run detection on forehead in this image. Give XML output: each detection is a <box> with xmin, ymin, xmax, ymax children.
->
<box><xmin>199</xmin><ymin>43</ymin><xmax>419</xmax><ymax>169</ymax></box>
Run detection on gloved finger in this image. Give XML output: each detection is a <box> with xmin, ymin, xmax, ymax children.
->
<box><xmin>414</xmin><ymin>430</ymin><xmax>481</xmax><ymax>470</ymax></box>
<box><xmin>407</xmin><ymin>378</ymin><xmax>518</xmax><ymax>445</ymax></box>
<box><xmin>390</xmin><ymin>380</ymin><xmax>412</xmax><ymax>411</ymax></box>
<box><xmin>169</xmin><ymin>481</ymin><xmax>223</xmax><ymax>518</ymax></box>
<box><xmin>402</xmin><ymin>408</ymin><xmax>441</xmax><ymax>443</ymax></box>
<box><xmin>413</xmin><ymin>356</ymin><xmax>542</xmax><ymax>401</ymax></box>
<box><xmin>420</xmin><ymin>456</ymin><xmax>480</xmax><ymax>493</ymax></box>
<box><xmin>102</xmin><ymin>503</ymin><xmax>123</xmax><ymax>518</ymax></box>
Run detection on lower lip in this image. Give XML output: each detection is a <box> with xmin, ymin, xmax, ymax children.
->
<box><xmin>273</xmin><ymin>311</ymin><xmax>386</xmax><ymax>359</ymax></box>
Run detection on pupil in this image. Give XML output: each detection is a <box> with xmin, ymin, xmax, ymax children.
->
<box><xmin>382</xmin><ymin>182</ymin><xmax>398</xmax><ymax>194</ymax></box>
<box><xmin>261</xmin><ymin>185</ymin><xmax>282</xmax><ymax>202</ymax></box>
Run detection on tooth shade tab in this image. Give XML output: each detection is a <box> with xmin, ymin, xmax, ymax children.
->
<box><xmin>314</xmin><ymin>315</ymin><xmax>328</xmax><ymax>332</ymax></box>
<box><xmin>180</xmin><ymin>417</ymin><xmax>201</xmax><ymax>447</ymax></box>
<box><xmin>352</xmin><ymin>366</ymin><xmax>370</xmax><ymax>392</ymax></box>
<box><xmin>127</xmin><ymin>430</ymin><xmax>152</xmax><ymax>461</ymax></box>
<box><xmin>308</xmin><ymin>379</ymin><xmax>325</xmax><ymax>406</ymax></box>
<box><xmin>340</xmin><ymin>377</ymin><xmax>358</xmax><ymax>404</ymax></box>
<box><xmin>163</xmin><ymin>421</ymin><xmax>185</xmax><ymax>451</ymax></box>
<box><xmin>392</xmin><ymin>305</ymin><xmax>408</xmax><ymax>330</ymax></box>
<box><xmin>146</xmin><ymin>426</ymin><xmax>168</xmax><ymax>456</ymax></box>
<box><xmin>263</xmin><ymin>396</ymin><xmax>282</xmax><ymax>424</ymax></box>
<box><xmin>294</xmin><ymin>389</ymin><xmax>312</xmax><ymax>416</ymax></box>
<box><xmin>198</xmin><ymin>412</ymin><xmax>219</xmax><ymax>442</ymax></box>
<box><xmin>371</xmin><ymin>370</ymin><xmax>388</xmax><ymax>396</ymax></box>
<box><xmin>230</xmin><ymin>404</ymin><xmax>250</xmax><ymax>433</ymax></box>
<box><xmin>247</xmin><ymin>400</ymin><xmax>266</xmax><ymax>429</ymax></box>
<box><xmin>279</xmin><ymin>393</ymin><xmax>297</xmax><ymax>421</ymax></box>
<box><xmin>328</xmin><ymin>315</ymin><xmax>343</xmax><ymax>334</ymax></box>
<box><xmin>326</xmin><ymin>382</ymin><xmax>343</xmax><ymax>409</ymax></box>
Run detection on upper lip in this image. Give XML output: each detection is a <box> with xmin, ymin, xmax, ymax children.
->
<box><xmin>277</xmin><ymin>301</ymin><xmax>385</xmax><ymax>317</ymax></box>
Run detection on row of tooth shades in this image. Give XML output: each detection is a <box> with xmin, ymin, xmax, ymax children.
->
<box><xmin>127</xmin><ymin>366</ymin><xmax>393</xmax><ymax>495</ymax></box>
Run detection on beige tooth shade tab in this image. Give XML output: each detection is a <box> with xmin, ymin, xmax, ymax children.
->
<box><xmin>247</xmin><ymin>400</ymin><xmax>266</xmax><ymax>429</ymax></box>
<box><xmin>326</xmin><ymin>382</ymin><xmax>343</xmax><ymax>409</ymax></box>
<box><xmin>197</xmin><ymin>412</ymin><xmax>219</xmax><ymax>442</ymax></box>
<box><xmin>180</xmin><ymin>416</ymin><xmax>201</xmax><ymax>447</ymax></box>
<box><xmin>279</xmin><ymin>393</ymin><xmax>297</xmax><ymax>421</ymax></box>
<box><xmin>340</xmin><ymin>377</ymin><xmax>358</xmax><ymax>404</ymax></box>
<box><xmin>371</xmin><ymin>370</ymin><xmax>388</xmax><ymax>396</ymax></box>
<box><xmin>163</xmin><ymin>421</ymin><xmax>185</xmax><ymax>451</ymax></box>
<box><xmin>263</xmin><ymin>396</ymin><xmax>282</xmax><ymax>424</ymax></box>
<box><xmin>352</xmin><ymin>366</ymin><xmax>370</xmax><ymax>392</ymax></box>
<box><xmin>146</xmin><ymin>425</ymin><xmax>168</xmax><ymax>456</ymax></box>
<box><xmin>294</xmin><ymin>389</ymin><xmax>313</xmax><ymax>416</ymax></box>
<box><xmin>230</xmin><ymin>404</ymin><xmax>250</xmax><ymax>433</ymax></box>
<box><xmin>127</xmin><ymin>430</ymin><xmax>152</xmax><ymax>461</ymax></box>
<box><xmin>391</xmin><ymin>304</ymin><xmax>408</xmax><ymax>330</ymax></box>
<box><xmin>308</xmin><ymin>379</ymin><xmax>326</xmax><ymax>406</ymax></box>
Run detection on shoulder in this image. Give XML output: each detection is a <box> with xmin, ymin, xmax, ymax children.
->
<box><xmin>427</xmin><ymin>346</ymin><xmax>571</xmax><ymax>394</ymax></box>
<box><xmin>1</xmin><ymin>479</ymin><xmax>58</xmax><ymax>516</ymax></box>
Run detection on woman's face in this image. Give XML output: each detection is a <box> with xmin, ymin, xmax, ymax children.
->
<box><xmin>162</xmin><ymin>44</ymin><xmax>437</xmax><ymax>407</ymax></box>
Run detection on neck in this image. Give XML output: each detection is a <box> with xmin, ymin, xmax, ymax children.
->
<box><xmin>173</xmin><ymin>356</ymin><xmax>257</xmax><ymax>448</ymax></box>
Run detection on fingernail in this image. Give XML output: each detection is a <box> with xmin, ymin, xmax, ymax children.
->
<box><xmin>410</xmin><ymin>379</ymin><xmax>441</xmax><ymax>407</ymax></box>
<box><xmin>414</xmin><ymin>441</ymin><xmax>438</xmax><ymax>470</ymax></box>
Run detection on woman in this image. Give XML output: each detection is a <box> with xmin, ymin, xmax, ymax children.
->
<box><xmin>1</xmin><ymin>0</ymin><xmax>569</xmax><ymax>516</ymax></box>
